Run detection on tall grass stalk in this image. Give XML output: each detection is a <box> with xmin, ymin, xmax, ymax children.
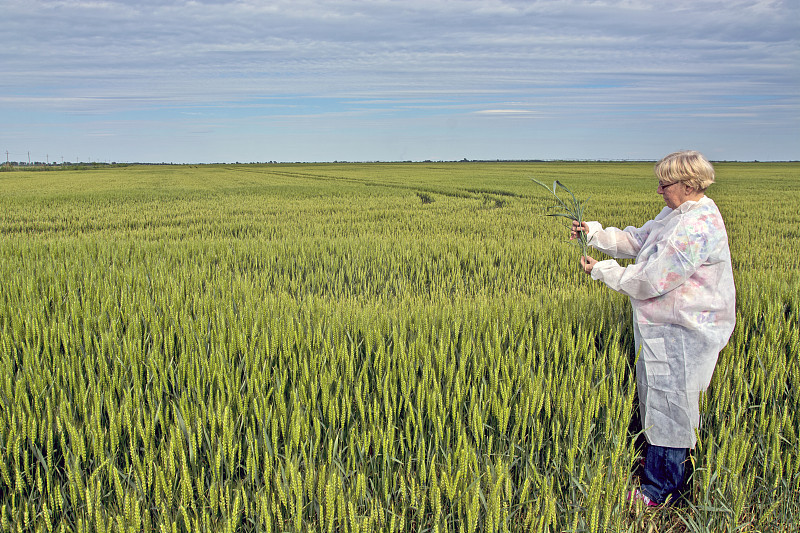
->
<box><xmin>531</xmin><ymin>179</ymin><xmax>590</xmax><ymax>260</ymax></box>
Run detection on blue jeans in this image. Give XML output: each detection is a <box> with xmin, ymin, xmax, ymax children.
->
<box><xmin>640</xmin><ymin>445</ymin><xmax>689</xmax><ymax>504</ymax></box>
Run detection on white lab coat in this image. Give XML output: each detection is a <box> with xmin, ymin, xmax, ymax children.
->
<box><xmin>585</xmin><ymin>196</ymin><xmax>736</xmax><ymax>448</ymax></box>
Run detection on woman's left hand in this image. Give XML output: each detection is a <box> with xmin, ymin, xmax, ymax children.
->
<box><xmin>580</xmin><ymin>255</ymin><xmax>597</xmax><ymax>274</ymax></box>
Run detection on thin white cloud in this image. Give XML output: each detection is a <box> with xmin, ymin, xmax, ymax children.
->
<box><xmin>475</xmin><ymin>109</ymin><xmax>541</xmax><ymax>116</ymax></box>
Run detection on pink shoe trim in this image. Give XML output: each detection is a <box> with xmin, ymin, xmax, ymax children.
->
<box><xmin>628</xmin><ymin>489</ymin><xmax>659</xmax><ymax>507</ymax></box>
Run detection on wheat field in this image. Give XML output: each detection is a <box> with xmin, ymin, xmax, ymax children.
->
<box><xmin>0</xmin><ymin>162</ymin><xmax>797</xmax><ymax>532</ymax></box>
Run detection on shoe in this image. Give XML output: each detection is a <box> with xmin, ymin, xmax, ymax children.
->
<box><xmin>628</xmin><ymin>488</ymin><xmax>658</xmax><ymax>507</ymax></box>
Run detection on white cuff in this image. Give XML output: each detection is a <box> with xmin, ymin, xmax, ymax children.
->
<box><xmin>590</xmin><ymin>259</ymin><xmax>619</xmax><ymax>281</ymax></box>
<box><xmin>585</xmin><ymin>221</ymin><xmax>603</xmax><ymax>244</ymax></box>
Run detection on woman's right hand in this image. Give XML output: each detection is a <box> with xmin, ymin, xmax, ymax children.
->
<box><xmin>571</xmin><ymin>220</ymin><xmax>589</xmax><ymax>240</ymax></box>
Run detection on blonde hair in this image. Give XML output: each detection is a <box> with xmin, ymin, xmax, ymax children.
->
<box><xmin>654</xmin><ymin>150</ymin><xmax>715</xmax><ymax>191</ymax></box>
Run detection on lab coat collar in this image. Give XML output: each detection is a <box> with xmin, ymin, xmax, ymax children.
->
<box><xmin>674</xmin><ymin>195</ymin><xmax>710</xmax><ymax>214</ymax></box>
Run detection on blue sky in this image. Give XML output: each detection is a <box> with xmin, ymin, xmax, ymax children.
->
<box><xmin>2</xmin><ymin>0</ymin><xmax>798</xmax><ymax>163</ymax></box>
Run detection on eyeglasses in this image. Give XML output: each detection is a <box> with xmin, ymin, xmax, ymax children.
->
<box><xmin>657</xmin><ymin>181</ymin><xmax>679</xmax><ymax>191</ymax></box>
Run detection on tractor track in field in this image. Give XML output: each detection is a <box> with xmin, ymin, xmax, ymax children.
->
<box><xmin>229</xmin><ymin>167</ymin><xmax>527</xmax><ymax>204</ymax></box>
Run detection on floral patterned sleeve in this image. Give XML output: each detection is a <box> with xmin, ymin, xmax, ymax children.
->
<box><xmin>590</xmin><ymin>212</ymin><xmax>722</xmax><ymax>301</ymax></box>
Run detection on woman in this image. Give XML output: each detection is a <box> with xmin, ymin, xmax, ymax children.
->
<box><xmin>571</xmin><ymin>150</ymin><xmax>736</xmax><ymax>506</ymax></box>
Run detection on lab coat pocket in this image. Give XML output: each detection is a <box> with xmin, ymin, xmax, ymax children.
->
<box><xmin>641</xmin><ymin>337</ymin><xmax>670</xmax><ymax>378</ymax></box>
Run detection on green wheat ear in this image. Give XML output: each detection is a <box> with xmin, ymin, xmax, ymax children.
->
<box><xmin>531</xmin><ymin>178</ymin><xmax>590</xmax><ymax>258</ymax></box>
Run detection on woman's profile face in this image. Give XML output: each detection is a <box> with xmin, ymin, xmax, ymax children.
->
<box><xmin>657</xmin><ymin>180</ymin><xmax>697</xmax><ymax>209</ymax></box>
